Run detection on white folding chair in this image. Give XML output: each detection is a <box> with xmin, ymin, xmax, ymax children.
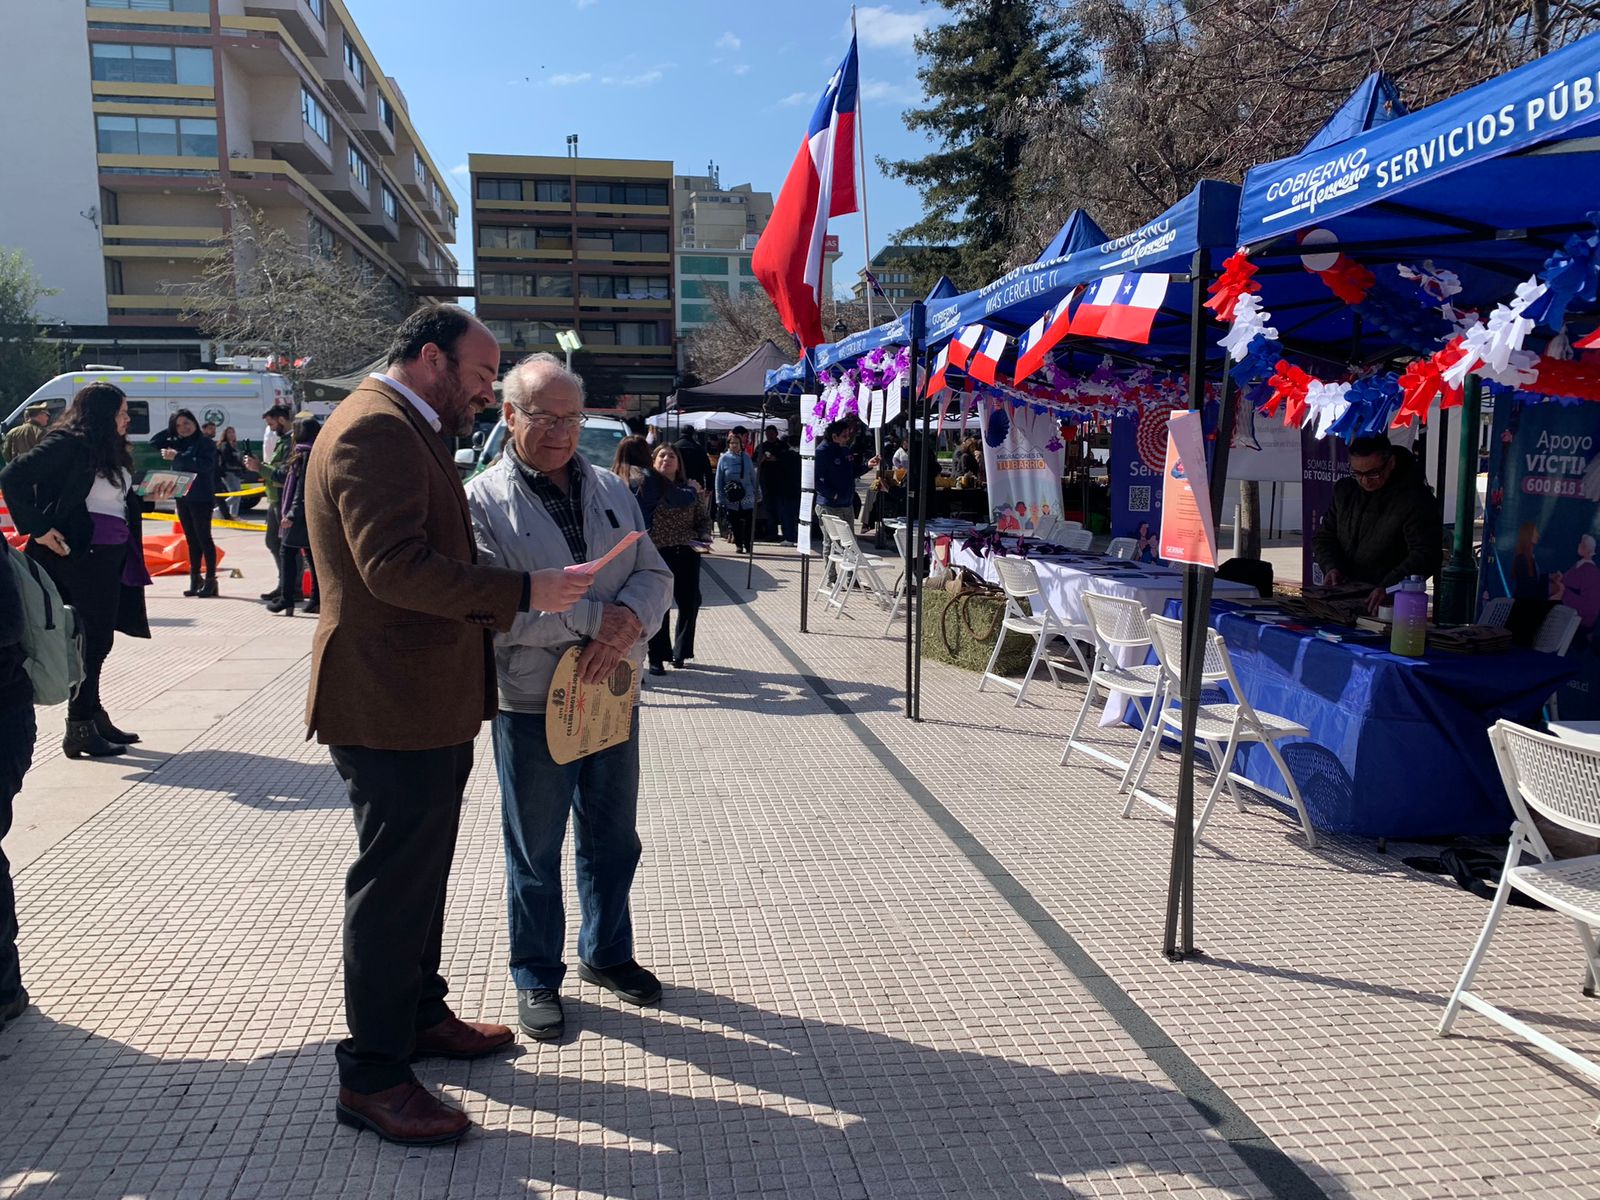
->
<box><xmin>818</xmin><ymin>514</ymin><xmax>892</xmax><ymax>619</ymax></box>
<box><xmin>814</xmin><ymin>514</ymin><xmax>850</xmax><ymax>606</ymax></box>
<box><xmin>1060</xmin><ymin>592</ymin><xmax>1165</xmax><ymax>790</ymax></box>
<box><xmin>1031</xmin><ymin>514</ymin><xmax>1063</xmax><ymax>543</ymax></box>
<box><xmin>978</xmin><ymin>556</ymin><xmax>1090</xmax><ymax>706</ymax></box>
<box><xmin>1478</xmin><ymin>596</ymin><xmax>1514</xmax><ymax>628</ymax></box>
<box><xmin>882</xmin><ymin>526</ymin><xmax>912</xmax><ymax>636</ymax></box>
<box><xmin>1059</xmin><ymin>520</ymin><xmax>1084</xmax><ymax>532</ymax></box>
<box><xmin>1129</xmin><ymin>614</ymin><xmax>1317</xmax><ymax>847</ymax></box>
<box><xmin>1106</xmin><ymin>537</ymin><xmax>1137</xmax><ymax>560</ymax></box>
<box><xmin>1059</xmin><ymin>528</ymin><xmax>1094</xmax><ymax>552</ymax></box>
<box><xmin>1439</xmin><ymin>721</ymin><xmax>1600</xmax><ymax>1091</ymax></box>
<box><xmin>1537</xmin><ymin>605</ymin><xmax>1583</xmax><ymax>719</ymax></box>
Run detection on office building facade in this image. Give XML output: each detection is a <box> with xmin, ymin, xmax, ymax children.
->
<box><xmin>470</xmin><ymin>153</ymin><xmax>675</xmax><ymax>415</ymax></box>
<box><xmin>1</xmin><ymin>0</ymin><xmax>460</xmax><ymax>369</ymax></box>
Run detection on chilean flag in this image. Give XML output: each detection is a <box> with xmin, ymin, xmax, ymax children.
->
<box><xmin>1012</xmin><ymin>295</ymin><xmax>1075</xmax><ymax>383</ymax></box>
<box><xmin>965</xmin><ymin>329</ymin><xmax>1009</xmax><ymax>384</ymax></box>
<box><xmin>1577</xmin><ymin>327</ymin><xmax>1600</xmax><ymax>350</ymax></box>
<box><xmin>923</xmin><ymin>345</ymin><xmax>950</xmax><ymax>397</ymax></box>
<box><xmin>1068</xmin><ymin>273</ymin><xmax>1170</xmax><ymax>344</ymax></box>
<box><xmin>751</xmin><ymin>39</ymin><xmax>859</xmax><ymax>348</ymax></box>
<box><xmin>947</xmin><ymin>324</ymin><xmax>984</xmax><ymax>371</ymax></box>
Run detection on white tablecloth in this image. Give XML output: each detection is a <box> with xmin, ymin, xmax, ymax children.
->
<box><xmin>950</xmin><ymin>545</ymin><xmax>1259</xmax><ymax>723</ymax></box>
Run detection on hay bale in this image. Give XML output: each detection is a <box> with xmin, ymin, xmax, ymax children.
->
<box><xmin>921</xmin><ymin>587</ymin><xmax>1035</xmax><ymax>675</ymax></box>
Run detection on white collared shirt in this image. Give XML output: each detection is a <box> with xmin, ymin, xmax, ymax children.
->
<box><xmin>371</xmin><ymin>371</ymin><xmax>441</xmax><ymax>433</ymax></box>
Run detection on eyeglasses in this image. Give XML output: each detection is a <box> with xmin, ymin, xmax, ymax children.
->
<box><xmin>1349</xmin><ymin>461</ymin><xmax>1390</xmax><ymax>482</ymax></box>
<box><xmin>511</xmin><ymin>405</ymin><xmax>587</xmax><ymax>434</ymax></box>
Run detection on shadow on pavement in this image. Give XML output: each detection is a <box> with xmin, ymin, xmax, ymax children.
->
<box><xmin>141</xmin><ymin>748</ymin><xmax>346</xmax><ymax>810</ymax></box>
<box><xmin>0</xmin><ymin>988</ymin><xmax>1349</xmax><ymax>1199</ymax></box>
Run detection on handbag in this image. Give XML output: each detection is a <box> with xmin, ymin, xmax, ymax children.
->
<box><xmin>724</xmin><ymin>479</ymin><xmax>747</xmax><ymax>504</ymax></box>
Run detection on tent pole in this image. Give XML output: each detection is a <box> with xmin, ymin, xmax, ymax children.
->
<box><xmin>906</xmin><ymin>302</ymin><xmax>928</xmax><ymax>722</ymax></box>
<box><xmin>1437</xmin><ymin>374</ymin><xmax>1483</xmax><ymax>623</ymax></box>
<box><xmin>746</xmin><ymin>402</ymin><xmax>763</xmax><ymax>591</ymax></box>
<box><xmin>1164</xmin><ymin>247</ymin><xmax>1214</xmax><ymax>961</ymax></box>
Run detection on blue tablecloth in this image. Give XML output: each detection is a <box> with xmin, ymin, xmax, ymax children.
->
<box><xmin>1157</xmin><ymin>599</ymin><xmax>1579</xmax><ymax>839</ymax></box>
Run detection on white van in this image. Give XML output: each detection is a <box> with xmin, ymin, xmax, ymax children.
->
<box><xmin>2</xmin><ymin>367</ymin><xmax>318</xmax><ymax>476</ymax></box>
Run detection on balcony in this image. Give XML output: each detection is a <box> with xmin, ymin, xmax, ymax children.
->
<box><xmin>318</xmin><ymin>138</ymin><xmax>373</xmax><ymax>215</ymax></box>
<box><xmin>356</xmin><ymin>197</ymin><xmax>399</xmax><ymax>243</ymax></box>
<box><xmin>396</xmin><ymin>222</ymin><xmax>431</xmax><ymax>272</ymax></box>
<box><xmin>251</xmin><ymin>80</ymin><xmax>334</xmax><ymax>174</ymax></box>
<box><xmin>241</xmin><ymin>0</ymin><xmax>327</xmax><ymax>58</ymax></box>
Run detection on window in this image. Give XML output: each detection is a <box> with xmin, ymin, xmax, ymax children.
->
<box><xmin>479</xmin><ymin>226</ymin><xmax>569</xmax><ymax>251</ymax></box>
<box><xmin>680</xmin><ymin>254</ymin><xmax>730</xmax><ymax>275</ymax></box>
<box><xmin>124</xmin><ymin>400</ymin><xmax>150</xmax><ymax>436</ymax></box>
<box><xmin>90</xmin><ymin>0</ymin><xmax>208</xmax><ymax>11</ymax></box>
<box><xmin>346</xmin><ymin>145</ymin><xmax>369</xmax><ymax>189</ymax></box>
<box><xmin>304</xmin><ymin>0</ymin><xmax>325</xmax><ymax>20</ymax></box>
<box><xmin>300</xmin><ymin>85</ymin><xmax>329</xmax><ymax>143</ymax></box>
<box><xmin>432</xmin><ymin>181</ymin><xmax>443</xmax><ymax>209</ymax></box>
<box><xmin>575</xmin><ymin>181</ymin><xmax>667</xmax><ymax>207</ymax></box>
<box><xmin>96</xmin><ymin>113</ymin><xmax>215</xmax><ymax>157</ymax></box>
<box><xmin>413</xmin><ymin>151</ymin><xmax>426</xmax><ymax>182</ymax></box>
<box><xmin>580</xmin><ymin>275</ymin><xmax>668</xmax><ymax>300</ymax></box>
<box><xmin>310</xmin><ymin>217</ymin><xmax>337</xmax><ymax>260</ymax></box>
<box><xmin>739</xmin><ymin>257</ymin><xmax>756</xmax><ymax>277</ymax></box>
<box><xmin>579</xmin><ymin>229</ymin><xmax>669</xmax><ymax>256</ymax></box>
<box><xmin>90</xmin><ymin>43</ymin><xmax>213</xmax><ymax>86</ymax></box>
<box><xmin>484</xmin><ymin>319</ymin><xmax>562</xmax><ymax>345</ymax></box>
<box><xmin>679</xmin><ymin>279</ymin><xmax>727</xmax><ymax>300</ymax></box>
<box><xmin>534</xmin><ymin>180</ymin><xmax>570</xmax><ymax>203</ymax></box>
<box><xmin>342</xmin><ymin>36</ymin><xmax>365</xmax><ymax>86</ymax></box>
<box><xmin>378</xmin><ymin>94</ymin><xmax>394</xmax><ymax>131</ymax></box>
<box><xmin>104</xmin><ymin>259</ymin><xmax>124</xmax><ymax>295</ymax></box>
<box><xmin>679</xmin><ymin>303</ymin><xmax>715</xmax><ymax>325</ymax></box>
<box><xmin>580</xmin><ymin>321</ymin><xmax>663</xmax><ymax>347</ymax></box>
<box><xmin>479</xmin><ymin>273</ymin><xmax>571</xmax><ymax>298</ymax></box>
<box><xmin>381</xmin><ymin>186</ymin><xmax>398</xmax><ymax>220</ymax></box>
<box><xmin>476</xmin><ymin>177</ymin><xmax>522</xmax><ymax>202</ymax></box>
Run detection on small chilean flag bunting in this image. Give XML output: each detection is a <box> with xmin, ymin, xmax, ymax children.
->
<box><xmin>965</xmin><ymin>329</ymin><xmax>1009</xmax><ymax>384</ymax></box>
<box><xmin>923</xmin><ymin>344</ymin><xmax>950</xmax><ymax>397</ymax></box>
<box><xmin>1577</xmin><ymin>327</ymin><xmax>1600</xmax><ymax>350</ymax></box>
<box><xmin>947</xmin><ymin>324</ymin><xmax>985</xmax><ymax>370</ymax></box>
<box><xmin>1068</xmin><ymin>273</ymin><xmax>1170</xmax><ymax>344</ymax></box>
<box><xmin>1012</xmin><ymin>296</ymin><xmax>1075</xmax><ymax>383</ymax></box>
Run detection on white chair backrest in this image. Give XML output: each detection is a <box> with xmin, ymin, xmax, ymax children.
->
<box><xmin>992</xmin><ymin>555</ymin><xmax>1042</xmax><ymax>601</ymax></box>
<box><xmin>819</xmin><ymin>514</ymin><xmax>856</xmax><ymax>561</ymax></box>
<box><xmin>1490</xmin><ymin>719</ymin><xmax>1600</xmax><ymax>846</ymax></box>
<box><xmin>1059</xmin><ymin>520</ymin><xmax>1084</xmax><ymax>532</ymax></box>
<box><xmin>893</xmin><ymin>525</ymin><xmax>910</xmax><ymax>561</ymax></box>
<box><xmin>1145</xmin><ymin>614</ymin><xmax>1230</xmax><ymax>690</ymax></box>
<box><xmin>1083</xmin><ymin>591</ymin><xmax>1152</xmax><ymax>654</ymax></box>
<box><xmin>1031</xmin><ymin>515</ymin><xmax>1062</xmax><ymax>544</ymax></box>
<box><xmin>1106</xmin><ymin>537</ymin><xmax>1137</xmax><ymax>560</ymax></box>
<box><xmin>1535</xmin><ymin>604</ymin><xmax>1582</xmax><ymax>655</ymax></box>
<box><xmin>1478</xmin><ymin>596</ymin><xmax>1513</xmax><ymax>629</ymax></box>
<box><xmin>1061</xmin><ymin>528</ymin><xmax>1094</xmax><ymax>552</ymax></box>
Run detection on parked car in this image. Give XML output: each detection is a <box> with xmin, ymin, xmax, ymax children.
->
<box><xmin>457</xmin><ymin>414</ymin><xmax>631</xmax><ymax>479</ymax></box>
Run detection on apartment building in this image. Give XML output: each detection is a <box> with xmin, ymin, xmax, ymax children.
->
<box><xmin>470</xmin><ymin>154</ymin><xmax>675</xmax><ymax>415</ymax></box>
<box><xmin>851</xmin><ymin>245</ymin><xmax>922</xmax><ymax>307</ymax></box>
<box><xmin>2</xmin><ymin>0</ymin><xmax>459</xmax><ymax>369</ymax></box>
<box><xmin>673</xmin><ymin>168</ymin><xmax>838</xmax><ymax>341</ymax></box>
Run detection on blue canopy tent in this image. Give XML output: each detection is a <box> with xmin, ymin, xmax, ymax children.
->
<box><xmin>1234</xmin><ymin>31</ymin><xmax>1600</xmax><ymax>624</ymax></box>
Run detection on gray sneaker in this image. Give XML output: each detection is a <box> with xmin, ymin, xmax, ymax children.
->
<box><xmin>517</xmin><ymin>988</ymin><xmax>564</xmax><ymax>1040</ymax></box>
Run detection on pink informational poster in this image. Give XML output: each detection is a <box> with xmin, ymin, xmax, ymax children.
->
<box><xmin>1157</xmin><ymin>410</ymin><xmax>1218</xmax><ymax>569</ymax></box>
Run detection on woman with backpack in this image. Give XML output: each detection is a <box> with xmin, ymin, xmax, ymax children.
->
<box><xmin>272</xmin><ymin>415</ymin><xmax>322</xmax><ymax>617</ymax></box>
<box><xmin>151</xmin><ymin>408</ymin><xmax>219</xmax><ymax>597</ymax></box>
<box><xmin>613</xmin><ymin>438</ymin><xmax>711</xmax><ymax>675</ymax></box>
<box><xmin>0</xmin><ymin>381</ymin><xmax>153</xmax><ymax>759</ymax></box>
<box><xmin>715</xmin><ymin>426</ymin><xmax>760</xmax><ymax>556</ymax></box>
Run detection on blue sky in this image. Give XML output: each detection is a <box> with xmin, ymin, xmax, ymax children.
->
<box><xmin>351</xmin><ymin>0</ymin><xmax>942</xmax><ymax>299</ymax></box>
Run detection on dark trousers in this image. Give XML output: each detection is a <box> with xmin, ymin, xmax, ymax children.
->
<box><xmin>648</xmin><ymin>545</ymin><xmax>701</xmax><ymax>666</ymax></box>
<box><xmin>176</xmin><ymin>501</ymin><xmax>216</xmax><ymax>587</ymax></box>
<box><xmin>29</xmin><ymin>541</ymin><xmax>124</xmax><ymax>720</ymax></box>
<box><xmin>277</xmin><ymin>544</ymin><xmax>318</xmax><ymax>606</ymax></box>
<box><xmin>0</xmin><ymin>705</ymin><xmax>37</xmax><ymax>1009</ymax></box>
<box><xmin>727</xmin><ymin>508</ymin><xmax>754</xmax><ymax>554</ymax></box>
<box><xmin>264</xmin><ymin>498</ymin><xmax>281</xmax><ymax>564</ymax></box>
<box><xmin>327</xmin><ymin>741</ymin><xmax>473</xmax><ymax>1094</ymax></box>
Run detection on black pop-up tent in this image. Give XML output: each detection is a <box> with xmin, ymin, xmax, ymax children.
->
<box><xmin>669</xmin><ymin>341</ymin><xmax>800</xmax><ymax>415</ymax></box>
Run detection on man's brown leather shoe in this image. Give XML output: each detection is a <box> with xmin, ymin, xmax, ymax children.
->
<box><xmin>335</xmin><ymin>1082</ymin><xmax>469</xmax><ymax>1146</ymax></box>
<box><xmin>411</xmin><ymin>1015</ymin><xmax>516</xmax><ymax>1061</ymax></box>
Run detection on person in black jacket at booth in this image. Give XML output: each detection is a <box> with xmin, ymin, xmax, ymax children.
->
<box><xmin>272</xmin><ymin>415</ymin><xmax>322</xmax><ymax>616</ymax></box>
<box><xmin>0</xmin><ymin>545</ymin><xmax>36</xmax><ymax>1029</ymax></box>
<box><xmin>151</xmin><ymin>409</ymin><xmax>219</xmax><ymax>597</ymax></box>
<box><xmin>0</xmin><ymin>381</ymin><xmax>154</xmax><ymax>758</ymax></box>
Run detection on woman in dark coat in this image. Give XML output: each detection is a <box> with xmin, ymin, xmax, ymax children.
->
<box><xmin>152</xmin><ymin>408</ymin><xmax>219</xmax><ymax>597</ymax></box>
<box><xmin>0</xmin><ymin>381</ymin><xmax>153</xmax><ymax>758</ymax></box>
<box><xmin>273</xmin><ymin>415</ymin><xmax>322</xmax><ymax>616</ymax></box>
<box><xmin>615</xmin><ymin>440</ymin><xmax>712</xmax><ymax>675</ymax></box>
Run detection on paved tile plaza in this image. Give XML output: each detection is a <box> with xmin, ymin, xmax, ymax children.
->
<box><xmin>3</xmin><ymin>527</ymin><xmax>1600</xmax><ymax>1199</ymax></box>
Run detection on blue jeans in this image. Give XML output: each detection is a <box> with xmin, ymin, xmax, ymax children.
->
<box><xmin>492</xmin><ymin>710</ymin><xmax>642</xmax><ymax>991</ymax></box>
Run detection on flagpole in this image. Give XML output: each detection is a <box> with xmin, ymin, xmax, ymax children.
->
<box><xmin>851</xmin><ymin>4</ymin><xmax>884</xmax><ymax>464</ymax></box>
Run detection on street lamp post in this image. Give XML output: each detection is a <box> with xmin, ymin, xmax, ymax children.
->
<box><xmin>555</xmin><ymin>328</ymin><xmax>583</xmax><ymax>371</ymax></box>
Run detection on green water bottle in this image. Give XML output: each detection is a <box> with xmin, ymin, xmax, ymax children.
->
<box><xmin>1389</xmin><ymin>575</ymin><xmax>1428</xmax><ymax>657</ymax></box>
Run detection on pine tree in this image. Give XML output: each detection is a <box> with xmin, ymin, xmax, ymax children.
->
<box><xmin>881</xmin><ymin>0</ymin><xmax>1087</xmax><ymax>289</ymax></box>
<box><xmin>0</xmin><ymin>249</ymin><xmax>66</xmax><ymax>415</ymax></box>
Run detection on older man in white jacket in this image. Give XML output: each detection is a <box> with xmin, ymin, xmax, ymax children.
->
<box><xmin>466</xmin><ymin>353</ymin><xmax>671</xmax><ymax>1044</ymax></box>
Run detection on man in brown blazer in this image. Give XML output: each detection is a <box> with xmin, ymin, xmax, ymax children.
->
<box><xmin>306</xmin><ymin>305</ymin><xmax>591</xmax><ymax>1145</ymax></box>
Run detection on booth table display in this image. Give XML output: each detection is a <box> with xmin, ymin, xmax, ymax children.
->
<box><xmin>1161</xmin><ymin>599</ymin><xmax>1579</xmax><ymax>839</ymax></box>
